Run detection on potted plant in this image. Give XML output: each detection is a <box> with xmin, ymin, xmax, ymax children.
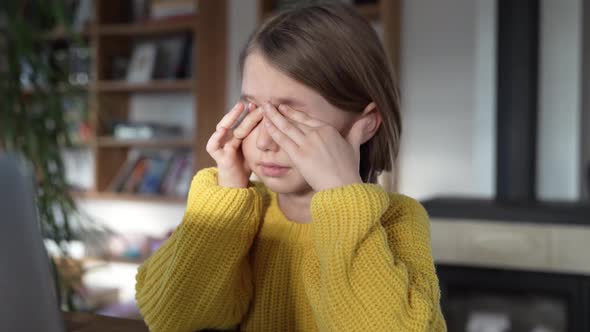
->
<box><xmin>0</xmin><ymin>0</ymin><xmax>107</xmax><ymax>310</ymax></box>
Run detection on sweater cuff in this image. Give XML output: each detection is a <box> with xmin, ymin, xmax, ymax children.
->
<box><xmin>185</xmin><ymin>167</ymin><xmax>264</xmax><ymax>235</ymax></box>
<box><xmin>310</xmin><ymin>183</ymin><xmax>390</xmax><ymax>251</ymax></box>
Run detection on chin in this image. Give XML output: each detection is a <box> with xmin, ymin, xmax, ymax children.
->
<box><xmin>253</xmin><ymin>171</ymin><xmax>311</xmax><ymax>195</ymax></box>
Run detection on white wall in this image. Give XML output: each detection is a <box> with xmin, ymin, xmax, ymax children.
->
<box><xmin>227</xmin><ymin>0</ymin><xmax>257</xmax><ymax>107</ymax></box>
<box><xmin>537</xmin><ymin>0</ymin><xmax>583</xmax><ymax>202</ymax></box>
<box><xmin>399</xmin><ymin>0</ymin><xmax>585</xmax><ymax>202</ymax></box>
<box><xmin>398</xmin><ymin>0</ymin><xmax>496</xmax><ymax>200</ymax></box>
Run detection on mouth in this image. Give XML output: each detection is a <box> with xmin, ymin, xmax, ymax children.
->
<box><xmin>258</xmin><ymin>162</ymin><xmax>291</xmax><ymax>177</ymax></box>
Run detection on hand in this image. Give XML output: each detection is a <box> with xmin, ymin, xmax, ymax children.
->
<box><xmin>206</xmin><ymin>101</ymin><xmax>263</xmax><ymax>188</ymax></box>
<box><xmin>262</xmin><ymin>103</ymin><xmax>364</xmax><ymax>192</ymax></box>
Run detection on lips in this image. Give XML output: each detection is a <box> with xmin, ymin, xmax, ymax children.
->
<box><xmin>259</xmin><ymin>162</ymin><xmax>291</xmax><ymax>177</ymax></box>
<box><xmin>259</xmin><ymin>162</ymin><xmax>289</xmax><ymax>168</ymax></box>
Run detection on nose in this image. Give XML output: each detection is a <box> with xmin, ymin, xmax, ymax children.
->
<box><xmin>256</xmin><ymin>117</ymin><xmax>279</xmax><ymax>152</ymax></box>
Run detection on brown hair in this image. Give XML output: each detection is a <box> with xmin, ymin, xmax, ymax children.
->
<box><xmin>239</xmin><ymin>3</ymin><xmax>401</xmax><ymax>184</ymax></box>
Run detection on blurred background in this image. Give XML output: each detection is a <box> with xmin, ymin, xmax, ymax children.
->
<box><xmin>1</xmin><ymin>0</ymin><xmax>589</xmax><ymax>331</ymax></box>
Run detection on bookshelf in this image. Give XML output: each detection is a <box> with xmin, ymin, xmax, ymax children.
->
<box><xmin>92</xmin><ymin>79</ymin><xmax>193</xmax><ymax>93</ymax></box>
<box><xmin>96</xmin><ymin>19</ymin><xmax>196</xmax><ymax>36</ymax></box>
<box><xmin>53</xmin><ymin>0</ymin><xmax>229</xmax><ymax>203</ymax></box>
<box><xmin>256</xmin><ymin>0</ymin><xmax>401</xmax><ymax>191</ymax></box>
<box><xmin>96</xmin><ymin>137</ymin><xmax>194</xmax><ymax>148</ymax></box>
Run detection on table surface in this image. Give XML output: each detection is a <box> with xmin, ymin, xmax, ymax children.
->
<box><xmin>64</xmin><ymin>312</ymin><xmax>149</xmax><ymax>332</ymax></box>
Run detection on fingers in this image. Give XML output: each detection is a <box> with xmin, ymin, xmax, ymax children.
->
<box><xmin>277</xmin><ymin>104</ymin><xmax>325</xmax><ymax>128</ymax></box>
<box><xmin>263</xmin><ymin>113</ymin><xmax>300</xmax><ymax>156</ymax></box>
<box><xmin>208</xmin><ymin>102</ymin><xmax>251</xmax><ymax>154</ymax></box>
<box><xmin>233</xmin><ymin>103</ymin><xmax>263</xmax><ymax>139</ymax></box>
<box><xmin>206</xmin><ymin>126</ymin><xmax>229</xmax><ymax>154</ymax></box>
<box><xmin>263</xmin><ymin>103</ymin><xmax>306</xmax><ymax>145</ymax></box>
<box><xmin>217</xmin><ymin>102</ymin><xmax>245</xmax><ymax>131</ymax></box>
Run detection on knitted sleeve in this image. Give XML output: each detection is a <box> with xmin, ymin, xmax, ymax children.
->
<box><xmin>135</xmin><ymin>167</ymin><xmax>265</xmax><ymax>332</ymax></box>
<box><xmin>302</xmin><ymin>183</ymin><xmax>446</xmax><ymax>331</ymax></box>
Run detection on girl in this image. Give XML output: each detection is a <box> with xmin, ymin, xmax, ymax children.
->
<box><xmin>135</xmin><ymin>3</ymin><xmax>446</xmax><ymax>331</ymax></box>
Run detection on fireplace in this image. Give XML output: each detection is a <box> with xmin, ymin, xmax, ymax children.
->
<box><xmin>437</xmin><ymin>264</ymin><xmax>590</xmax><ymax>332</ymax></box>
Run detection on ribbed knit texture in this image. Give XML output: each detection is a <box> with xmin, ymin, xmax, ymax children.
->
<box><xmin>135</xmin><ymin>167</ymin><xmax>446</xmax><ymax>331</ymax></box>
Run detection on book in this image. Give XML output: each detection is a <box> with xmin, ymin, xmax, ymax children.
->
<box><xmin>150</xmin><ymin>0</ymin><xmax>197</xmax><ymax>19</ymax></box>
<box><xmin>111</xmin><ymin>121</ymin><xmax>184</xmax><ymax>140</ymax></box>
<box><xmin>126</xmin><ymin>42</ymin><xmax>157</xmax><ymax>83</ymax></box>
<box><xmin>138</xmin><ymin>151</ymin><xmax>174</xmax><ymax>194</ymax></box>
<box><xmin>153</xmin><ymin>34</ymin><xmax>190</xmax><ymax>79</ymax></box>
<box><xmin>107</xmin><ymin>149</ymin><xmax>143</xmax><ymax>192</ymax></box>
<box><xmin>109</xmin><ymin>149</ymin><xmax>190</xmax><ymax>195</ymax></box>
<box><xmin>173</xmin><ymin>153</ymin><xmax>194</xmax><ymax>196</ymax></box>
<box><xmin>122</xmin><ymin>157</ymin><xmax>149</xmax><ymax>193</ymax></box>
<box><xmin>160</xmin><ymin>152</ymin><xmax>188</xmax><ymax>195</ymax></box>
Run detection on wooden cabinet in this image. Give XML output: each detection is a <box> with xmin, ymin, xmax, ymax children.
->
<box><xmin>63</xmin><ymin>0</ymin><xmax>228</xmax><ymax>203</ymax></box>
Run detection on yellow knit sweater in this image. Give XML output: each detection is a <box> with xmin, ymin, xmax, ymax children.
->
<box><xmin>135</xmin><ymin>167</ymin><xmax>446</xmax><ymax>331</ymax></box>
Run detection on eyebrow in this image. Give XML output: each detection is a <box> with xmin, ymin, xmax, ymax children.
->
<box><xmin>240</xmin><ymin>93</ymin><xmax>306</xmax><ymax>108</ymax></box>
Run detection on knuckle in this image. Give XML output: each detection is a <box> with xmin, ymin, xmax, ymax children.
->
<box><xmin>283</xmin><ymin>126</ymin><xmax>294</xmax><ymax>135</ymax></box>
<box><xmin>310</xmin><ymin>129</ymin><xmax>322</xmax><ymax>139</ymax></box>
<box><xmin>278</xmin><ymin>122</ymin><xmax>290</xmax><ymax>132</ymax></box>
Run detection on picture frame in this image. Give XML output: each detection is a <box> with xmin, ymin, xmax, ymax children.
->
<box><xmin>126</xmin><ymin>42</ymin><xmax>157</xmax><ymax>83</ymax></box>
<box><xmin>153</xmin><ymin>35</ymin><xmax>188</xmax><ymax>79</ymax></box>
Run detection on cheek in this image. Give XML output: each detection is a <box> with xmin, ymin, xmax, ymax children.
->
<box><xmin>241</xmin><ymin>127</ymin><xmax>259</xmax><ymax>159</ymax></box>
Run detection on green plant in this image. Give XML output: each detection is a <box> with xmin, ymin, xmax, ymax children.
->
<box><xmin>0</xmin><ymin>0</ymin><xmax>103</xmax><ymax>310</ymax></box>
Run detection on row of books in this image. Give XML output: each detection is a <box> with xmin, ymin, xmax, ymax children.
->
<box><xmin>107</xmin><ymin>121</ymin><xmax>185</xmax><ymax>140</ymax></box>
<box><xmin>149</xmin><ymin>0</ymin><xmax>197</xmax><ymax>20</ymax></box>
<box><xmin>108</xmin><ymin>149</ymin><xmax>193</xmax><ymax>197</ymax></box>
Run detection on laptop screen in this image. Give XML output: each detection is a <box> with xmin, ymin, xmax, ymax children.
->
<box><xmin>0</xmin><ymin>154</ymin><xmax>65</xmax><ymax>332</ymax></box>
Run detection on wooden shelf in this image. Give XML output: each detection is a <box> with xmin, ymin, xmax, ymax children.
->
<box><xmin>72</xmin><ymin>191</ymin><xmax>186</xmax><ymax>204</ymax></box>
<box><xmin>95</xmin><ymin>17</ymin><xmax>196</xmax><ymax>36</ymax></box>
<box><xmin>93</xmin><ymin>80</ymin><xmax>193</xmax><ymax>93</ymax></box>
<box><xmin>63</xmin><ymin>139</ymin><xmax>93</xmax><ymax>148</ymax></box>
<box><xmin>81</xmin><ymin>256</ymin><xmax>144</xmax><ymax>266</ymax></box>
<box><xmin>263</xmin><ymin>3</ymin><xmax>380</xmax><ymax>20</ymax></box>
<box><xmin>355</xmin><ymin>3</ymin><xmax>380</xmax><ymax>20</ymax></box>
<box><xmin>21</xmin><ymin>85</ymin><xmax>88</xmax><ymax>96</ymax></box>
<box><xmin>96</xmin><ymin>137</ymin><xmax>194</xmax><ymax>148</ymax></box>
<box><xmin>40</xmin><ymin>26</ymin><xmax>90</xmax><ymax>41</ymax></box>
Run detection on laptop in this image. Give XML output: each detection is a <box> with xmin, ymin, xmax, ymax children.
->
<box><xmin>0</xmin><ymin>153</ymin><xmax>65</xmax><ymax>332</ymax></box>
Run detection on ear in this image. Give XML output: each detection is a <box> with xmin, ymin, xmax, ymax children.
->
<box><xmin>356</xmin><ymin>102</ymin><xmax>382</xmax><ymax>144</ymax></box>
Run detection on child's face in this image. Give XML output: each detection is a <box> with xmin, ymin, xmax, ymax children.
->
<box><xmin>240</xmin><ymin>51</ymin><xmax>357</xmax><ymax>195</ymax></box>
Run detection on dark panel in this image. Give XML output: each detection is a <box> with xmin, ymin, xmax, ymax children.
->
<box><xmin>496</xmin><ymin>0</ymin><xmax>539</xmax><ymax>202</ymax></box>
<box><xmin>582</xmin><ymin>0</ymin><xmax>590</xmax><ymax>201</ymax></box>
<box><xmin>437</xmin><ymin>264</ymin><xmax>589</xmax><ymax>332</ymax></box>
<box><xmin>422</xmin><ymin>198</ymin><xmax>590</xmax><ymax>225</ymax></box>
